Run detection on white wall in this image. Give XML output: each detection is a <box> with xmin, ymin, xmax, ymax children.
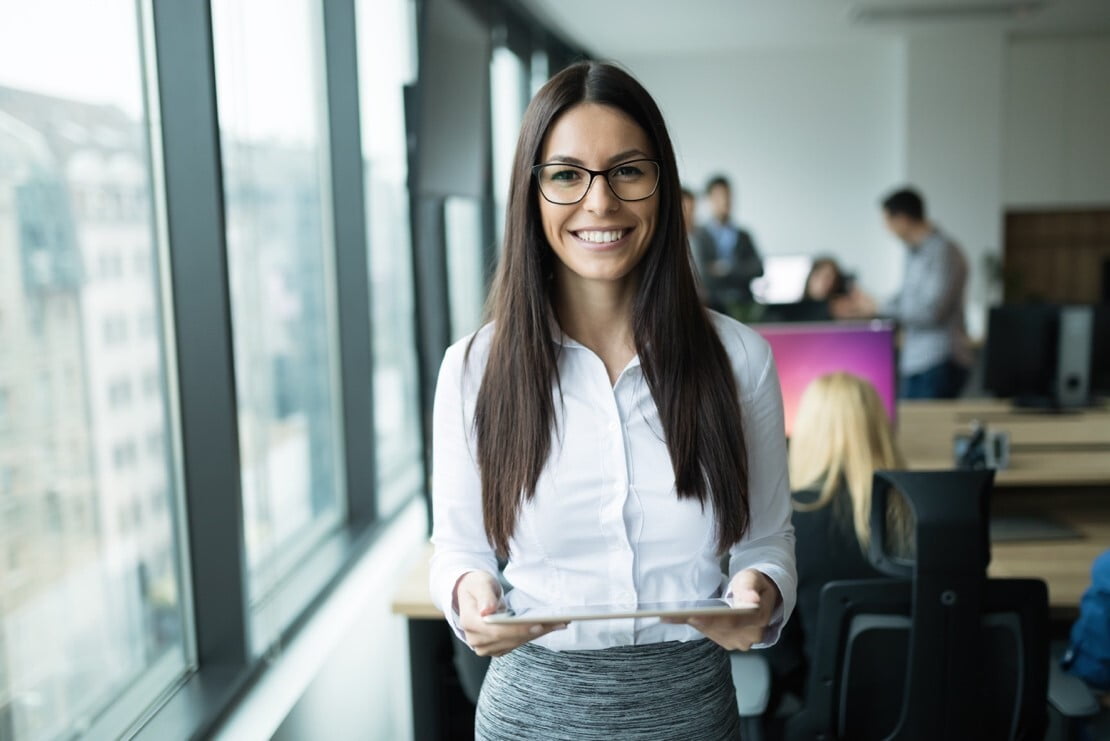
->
<box><xmin>1004</xmin><ymin>34</ymin><xmax>1110</xmax><ymax>207</ymax></box>
<box><xmin>903</xmin><ymin>32</ymin><xmax>1006</xmax><ymax>339</ymax></box>
<box><xmin>620</xmin><ymin>31</ymin><xmax>1110</xmax><ymax>341</ymax></box>
<box><xmin>622</xmin><ymin>43</ymin><xmax>907</xmax><ymax>305</ymax></box>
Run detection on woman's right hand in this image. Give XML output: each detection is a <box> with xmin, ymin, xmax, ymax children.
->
<box><xmin>454</xmin><ymin>570</ymin><xmax>567</xmax><ymax>657</ymax></box>
<box><xmin>830</xmin><ymin>287</ymin><xmax>877</xmax><ymax>319</ymax></box>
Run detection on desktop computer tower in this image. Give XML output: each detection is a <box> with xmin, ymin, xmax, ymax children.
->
<box><xmin>985</xmin><ymin>304</ymin><xmax>1104</xmax><ymax>408</ymax></box>
<box><xmin>1055</xmin><ymin>306</ymin><xmax>1093</xmax><ymax>407</ymax></box>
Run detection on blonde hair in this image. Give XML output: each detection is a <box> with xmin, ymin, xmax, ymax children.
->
<box><xmin>789</xmin><ymin>372</ymin><xmax>909</xmax><ymax>551</ymax></box>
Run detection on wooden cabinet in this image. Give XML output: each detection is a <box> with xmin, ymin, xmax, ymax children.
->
<box><xmin>1003</xmin><ymin>208</ymin><xmax>1110</xmax><ymax>303</ymax></box>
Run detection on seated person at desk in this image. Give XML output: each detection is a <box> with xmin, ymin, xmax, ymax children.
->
<box><xmin>761</xmin><ymin>372</ymin><xmax>913</xmax><ymax>710</ymax></box>
<box><xmin>760</xmin><ymin>257</ymin><xmax>867</xmax><ymax>323</ymax></box>
<box><xmin>764</xmin><ymin>257</ymin><xmax>848</xmax><ymax>322</ymax></box>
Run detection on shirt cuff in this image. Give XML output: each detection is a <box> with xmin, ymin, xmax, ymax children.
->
<box><xmin>728</xmin><ymin>563</ymin><xmax>795</xmax><ymax>649</ymax></box>
<box><xmin>432</xmin><ymin>562</ymin><xmax>502</xmax><ymax>644</ymax></box>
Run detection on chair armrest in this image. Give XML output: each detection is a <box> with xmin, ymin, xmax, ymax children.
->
<box><xmin>1048</xmin><ymin>659</ymin><xmax>1100</xmax><ymax>719</ymax></box>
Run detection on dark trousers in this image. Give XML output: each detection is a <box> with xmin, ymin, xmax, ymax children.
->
<box><xmin>901</xmin><ymin>359</ymin><xmax>969</xmax><ymax>399</ymax></box>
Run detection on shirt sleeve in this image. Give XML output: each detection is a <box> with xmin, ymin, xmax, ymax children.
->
<box><xmin>428</xmin><ymin>342</ymin><xmax>501</xmax><ymax>643</ymax></box>
<box><xmin>734</xmin><ymin>229</ymin><xmax>764</xmax><ymax>279</ymax></box>
<box><xmin>728</xmin><ymin>348</ymin><xmax>797</xmax><ymax>648</ymax></box>
<box><xmin>893</xmin><ymin>240</ymin><xmax>966</xmax><ymax>328</ymax></box>
<box><xmin>880</xmin><ymin>290</ymin><xmax>901</xmax><ymax>318</ymax></box>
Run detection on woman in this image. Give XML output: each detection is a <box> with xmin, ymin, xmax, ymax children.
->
<box><xmin>429</xmin><ymin>61</ymin><xmax>796</xmax><ymax>739</ymax></box>
<box><xmin>804</xmin><ymin>256</ymin><xmax>849</xmax><ymax>303</ymax></box>
<box><xmin>763</xmin><ymin>372</ymin><xmax>911</xmax><ymax>706</ymax></box>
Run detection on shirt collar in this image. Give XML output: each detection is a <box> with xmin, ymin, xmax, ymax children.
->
<box><xmin>908</xmin><ymin>227</ymin><xmax>939</xmax><ymax>251</ymax></box>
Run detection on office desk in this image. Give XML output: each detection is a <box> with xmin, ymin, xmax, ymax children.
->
<box><xmin>392</xmin><ymin>543</ymin><xmax>439</xmax><ymax>619</ymax></box>
<box><xmin>898</xmin><ymin>399</ymin><xmax>1109</xmax><ymax>615</ymax></box>
<box><xmin>393</xmin><ymin>498</ymin><xmax>1106</xmax><ymax>629</ymax></box>
<box><xmin>898</xmin><ymin>399</ymin><xmax>1110</xmax><ymax>487</ymax></box>
<box><xmin>391</xmin><ymin>546</ymin><xmax>475</xmax><ymax>740</ymax></box>
<box><xmin>988</xmin><ymin>489</ymin><xmax>1109</xmax><ymax>615</ymax></box>
<box><xmin>395</xmin><ymin>400</ymin><xmax>1109</xmax><ymax>737</ymax></box>
<box><xmin>393</xmin><ymin>493</ymin><xmax>1107</xmax><ymax>737</ymax></box>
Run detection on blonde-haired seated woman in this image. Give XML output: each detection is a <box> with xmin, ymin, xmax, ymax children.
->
<box><xmin>763</xmin><ymin>372</ymin><xmax>913</xmax><ymax>712</ymax></box>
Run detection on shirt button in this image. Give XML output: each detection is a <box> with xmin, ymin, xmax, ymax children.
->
<box><xmin>608</xmin><ymin>421</ymin><xmax>619</xmax><ymax>433</ymax></box>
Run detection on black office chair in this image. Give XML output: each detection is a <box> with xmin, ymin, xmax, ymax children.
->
<box><xmin>785</xmin><ymin>469</ymin><xmax>1051</xmax><ymax>741</ymax></box>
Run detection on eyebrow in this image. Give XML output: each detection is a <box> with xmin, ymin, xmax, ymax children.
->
<box><xmin>545</xmin><ymin>148</ymin><xmax>651</xmax><ymax>167</ymax></box>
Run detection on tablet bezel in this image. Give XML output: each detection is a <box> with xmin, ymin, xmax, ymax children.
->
<box><xmin>482</xmin><ymin>598</ymin><xmax>758</xmax><ymax>624</ymax></box>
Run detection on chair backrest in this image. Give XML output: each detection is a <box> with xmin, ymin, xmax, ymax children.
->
<box><xmin>786</xmin><ymin>470</ymin><xmax>1050</xmax><ymax>741</ymax></box>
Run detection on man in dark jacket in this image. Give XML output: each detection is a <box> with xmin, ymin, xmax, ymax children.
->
<box><xmin>693</xmin><ymin>175</ymin><xmax>764</xmax><ymax>312</ymax></box>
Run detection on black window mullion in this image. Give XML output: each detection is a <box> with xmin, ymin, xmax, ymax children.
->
<box><xmin>321</xmin><ymin>0</ymin><xmax>377</xmax><ymax>526</ymax></box>
<box><xmin>150</xmin><ymin>0</ymin><xmax>250</xmax><ymax>671</ymax></box>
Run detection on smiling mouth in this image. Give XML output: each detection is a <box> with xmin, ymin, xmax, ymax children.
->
<box><xmin>572</xmin><ymin>228</ymin><xmax>630</xmax><ymax>245</ymax></box>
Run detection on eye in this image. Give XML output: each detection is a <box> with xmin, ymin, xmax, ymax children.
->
<box><xmin>547</xmin><ymin>167</ymin><xmax>582</xmax><ymax>183</ymax></box>
<box><xmin>611</xmin><ymin>164</ymin><xmax>645</xmax><ymax>180</ymax></box>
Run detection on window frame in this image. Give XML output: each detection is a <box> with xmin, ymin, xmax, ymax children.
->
<box><xmin>97</xmin><ymin>0</ymin><xmax>585</xmax><ymax>736</ymax></box>
<box><xmin>128</xmin><ymin>0</ymin><xmax>394</xmax><ymax>737</ymax></box>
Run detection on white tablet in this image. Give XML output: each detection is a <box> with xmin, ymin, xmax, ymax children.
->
<box><xmin>482</xmin><ymin>598</ymin><xmax>758</xmax><ymax>624</ymax></box>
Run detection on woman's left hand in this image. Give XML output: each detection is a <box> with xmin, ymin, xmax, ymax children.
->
<box><xmin>662</xmin><ymin>568</ymin><xmax>781</xmax><ymax>651</ymax></box>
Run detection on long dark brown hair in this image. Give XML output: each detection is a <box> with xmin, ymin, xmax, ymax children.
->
<box><xmin>468</xmin><ymin>61</ymin><xmax>750</xmax><ymax>558</ymax></box>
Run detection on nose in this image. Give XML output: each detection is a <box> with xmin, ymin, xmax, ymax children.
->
<box><xmin>581</xmin><ymin>173</ymin><xmax>619</xmax><ymax>215</ymax></box>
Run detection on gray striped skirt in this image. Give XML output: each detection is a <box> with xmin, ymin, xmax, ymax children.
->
<box><xmin>474</xmin><ymin>639</ymin><xmax>740</xmax><ymax>740</ymax></box>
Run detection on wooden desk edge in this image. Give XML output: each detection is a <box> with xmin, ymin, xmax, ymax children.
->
<box><xmin>392</xmin><ymin>543</ymin><xmax>444</xmax><ymax>619</ymax></box>
<box><xmin>392</xmin><ymin>602</ymin><xmax>444</xmax><ymax>620</ymax></box>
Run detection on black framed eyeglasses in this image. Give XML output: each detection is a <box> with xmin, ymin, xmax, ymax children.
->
<box><xmin>531</xmin><ymin>158</ymin><xmax>661</xmax><ymax>205</ymax></box>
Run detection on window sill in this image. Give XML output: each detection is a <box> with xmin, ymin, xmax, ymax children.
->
<box><xmin>130</xmin><ymin>493</ymin><xmax>423</xmax><ymax>740</ymax></box>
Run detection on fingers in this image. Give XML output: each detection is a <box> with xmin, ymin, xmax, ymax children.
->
<box><xmin>460</xmin><ymin>576</ymin><xmax>502</xmax><ymax>617</ymax></box>
<box><xmin>662</xmin><ymin>605</ymin><xmax>771</xmax><ymax>651</ymax></box>
<box><xmin>729</xmin><ymin>568</ymin><xmax>766</xmax><ymax>597</ymax></box>
<box><xmin>464</xmin><ymin>622</ymin><xmax>568</xmax><ymax>657</ymax></box>
<box><xmin>687</xmin><ymin>617</ymin><xmax>765</xmax><ymax>651</ymax></box>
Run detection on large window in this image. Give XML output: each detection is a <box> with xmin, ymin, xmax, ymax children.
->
<box><xmin>490</xmin><ymin>45</ymin><xmax>529</xmax><ymax>251</ymax></box>
<box><xmin>211</xmin><ymin>0</ymin><xmax>346</xmax><ymax>601</ymax></box>
<box><xmin>445</xmin><ymin>196</ymin><xmax>488</xmax><ymax>340</ymax></box>
<box><xmin>0</xmin><ymin>0</ymin><xmax>583</xmax><ymax>737</ymax></box>
<box><xmin>530</xmin><ymin>48</ymin><xmax>549</xmax><ymax>97</ymax></box>
<box><xmin>356</xmin><ymin>0</ymin><xmax>424</xmax><ymax>518</ymax></box>
<box><xmin>0</xmin><ymin>2</ymin><xmax>190</xmax><ymax>738</ymax></box>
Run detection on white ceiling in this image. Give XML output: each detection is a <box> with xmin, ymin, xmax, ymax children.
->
<box><xmin>521</xmin><ymin>0</ymin><xmax>1110</xmax><ymax>56</ymax></box>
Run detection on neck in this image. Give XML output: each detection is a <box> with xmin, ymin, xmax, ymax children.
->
<box><xmin>552</xmin><ymin>267</ymin><xmax>639</xmax><ymax>358</ymax></box>
<box><xmin>907</xmin><ymin>221</ymin><xmax>933</xmax><ymax>246</ymax></box>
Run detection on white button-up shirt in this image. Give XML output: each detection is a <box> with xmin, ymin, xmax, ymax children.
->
<box><xmin>429</xmin><ymin>311</ymin><xmax>796</xmax><ymax>651</ymax></box>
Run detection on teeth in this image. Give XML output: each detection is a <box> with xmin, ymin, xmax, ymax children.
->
<box><xmin>577</xmin><ymin>229</ymin><xmax>625</xmax><ymax>244</ymax></box>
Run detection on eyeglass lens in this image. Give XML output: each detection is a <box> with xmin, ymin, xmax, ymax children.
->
<box><xmin>535</xmin><ymin>160</ymin><xmax>659</xmax><ymax>204</ymax></box>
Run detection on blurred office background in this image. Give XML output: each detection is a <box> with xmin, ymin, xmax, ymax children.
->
<box><xmin>0</xmin><ymin>1</ymin><xmax>1107</xmax><ymax>740</ymax></box>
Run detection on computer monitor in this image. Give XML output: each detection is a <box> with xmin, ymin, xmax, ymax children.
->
<box><xmin>983</xmin><ymin>304</ymin><xmax>1058</xmax><ymax>400</ymax></box>
<box><xmin>751</xmin><ymin>255</ymin><xmax>812</xmax><ymax>304</ymax></box>
<box><xmin>984</xmin><ymin>304</ymin><xmax>1107</xmax><ymax>407</ymax></box>
<box><xmin>755</xmin><ymin>321</ymin><xmax>897</xmax><ymax>437</ymax></box>
<box><xmin>1091</xmin><ymin>305</ymin><xmax>1110</xmax><ymax>394</ymax></box>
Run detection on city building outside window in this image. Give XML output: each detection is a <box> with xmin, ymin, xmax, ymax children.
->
<box><xmin>0</xmin><ymin>2</ymin><xmax>192</xmax><ymax>738</ymax></box>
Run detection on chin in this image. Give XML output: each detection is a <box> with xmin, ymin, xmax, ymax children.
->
<box><xmin>569</xmin><ymin>257</ymin><xmax>641</xmax><ymax>284</ymax></box>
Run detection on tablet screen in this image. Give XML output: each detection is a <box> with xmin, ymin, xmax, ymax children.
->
<box><xmin>482</xmin><ymin>598</ymin><xmax>757</xmax><ymax>624</ymax></box>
